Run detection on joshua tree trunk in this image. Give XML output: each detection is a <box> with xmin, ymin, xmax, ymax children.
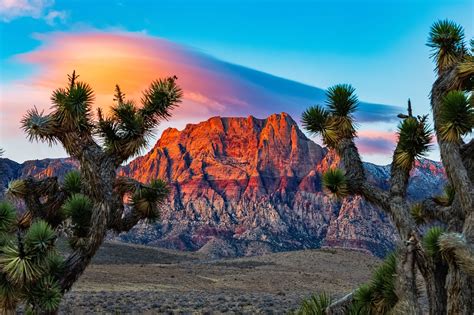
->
<box><xmin>335</xmin><ymin>138</ymin><xmax>426</xmax><ymax>314</ymax></box>
<box><xmin>59</xmin><ymin>152</ymin><xmax>116</xmax><ymax>292</ymax></box>
<box><xmin>0</xmin><ymin>308</ymin><xmax>15</xmax><ymax>315</ymax></box>
<box><xmin>430</xmin><ymin>66</ymin><xmax>474</xmax><ymax>315</ymax></box>
<box><xmin>445</xmin><ymin>266</ymin><xmax>473</xmax><ymax>315</ymax></box>
<box><xmin>421</xmin><ymin>260</ymin><xmax>448</xmax><ymax>315</ymax></box>
<box><xmin>392</xmin><ymin>245</ymin><xmax>422</xmax><ymax>315</ymax></box>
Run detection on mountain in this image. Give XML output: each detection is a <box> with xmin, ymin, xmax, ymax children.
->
<box><xmin>0</xmin><ymin>113</ymin><xmax>446</xmax><ymax>257</ymax></box>
<box><xmin>0</xmin><ymin>158</ymin><xmax>79</xmax><ymax>193</ymax></box>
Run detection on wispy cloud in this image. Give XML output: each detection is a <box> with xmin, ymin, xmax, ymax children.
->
<box><xmin>355</xmin><ymin>130</ymin><xmax>397</xmax><ymax>155</ymax></box>
<box><xmin>9</xmin><ymin>30</ymin><xmax>400</xmax><ymax>120</ymax></box>
<box><xmin>0</xmin><ymin>0</ymin><xmax>66</xmax><ymax>24</ymax></box>
<box><xmin>1</xmin><ymin>30</ymin><xmax>402</xmax><ymax>161</ymax></box>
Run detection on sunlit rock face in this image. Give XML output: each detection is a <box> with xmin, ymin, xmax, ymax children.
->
<box><xmin>119</xmin><ymin>113</ymin><xmax>445</xmax><ymax>257</ymax></box>
<box><xmin>0</xmin><ymin>113</ymin><xmax>446</xmax><ymax>257</ymax></box>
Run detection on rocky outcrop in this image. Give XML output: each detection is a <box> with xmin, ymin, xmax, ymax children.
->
<box><xmin>0</xmin><ymin>113</ymin><xmax>446</xmax><ymax>257</ymax></box>
<box><xmin>119</xmin><ymin>113</ymin><xmax>445</xmax><ymax>257</ymax></box>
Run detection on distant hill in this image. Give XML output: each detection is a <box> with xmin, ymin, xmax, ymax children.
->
<box><xmin>0</xmin><ymin>113</ymin><xmax>446</xmax><ymax>257</ymax></box>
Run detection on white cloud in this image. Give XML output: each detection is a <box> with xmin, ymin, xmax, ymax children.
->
<box><xmin>44</xmin><ymin>9</ymin><xmax>66</xmax><ymax>25</ymax></box>
<box><xmin>0</xmin><ymin>0</ymin><xmax>66</xmax><ymax>24</ymax></box>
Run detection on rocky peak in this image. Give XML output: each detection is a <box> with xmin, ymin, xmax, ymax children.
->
<box><xmin>1</xmin><ymin>113</ymin><xmax>447</xmax><ymax>258</ymax></box>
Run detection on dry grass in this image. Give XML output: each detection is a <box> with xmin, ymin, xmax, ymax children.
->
<box><xmin>60</xmin><ymin>241</ymin><xmax>380</xmax><ymax>314</ymax></box>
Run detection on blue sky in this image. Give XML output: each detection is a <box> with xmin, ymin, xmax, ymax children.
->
<box><xmin>0</xmin><ymin>0</ymin><xmax>473</xmax><ymax>163</ymax></box>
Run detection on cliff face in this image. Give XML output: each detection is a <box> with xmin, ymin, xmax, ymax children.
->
<box><xmin>0</xmin><ymin>113</ymin><xmax>446</xmax><ymax>257</ymax></box>
<box><xmin>119</xmin><ymin>113</ymin><xmax>446</xmax><ymax>257</ymax></box>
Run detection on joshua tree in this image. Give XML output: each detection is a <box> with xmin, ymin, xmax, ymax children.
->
<box><xmin>0</xmin><ymin>72</ymin><xmax>181</xmax><ymax>313</ymax></box>
<box><xmin>301</xmin><ymin>20</ymin><xmax>473</xmax><ymax>315</ymax></box>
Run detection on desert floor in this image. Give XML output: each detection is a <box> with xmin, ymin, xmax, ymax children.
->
<box><xmin>59</xmin><ymin>242</ymin><xmax>380</xmax><ymax>314</ymax></box>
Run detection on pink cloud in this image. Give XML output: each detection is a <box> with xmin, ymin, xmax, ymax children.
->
<box><xmin>355</xmin><ymin>130</ymin><xmax>397</xmax><ymax>155</ymax></box>
<box><xmin>1</xmin><ymin>30</ymin><xmax>401</xmax><ymax>162</ymax></box>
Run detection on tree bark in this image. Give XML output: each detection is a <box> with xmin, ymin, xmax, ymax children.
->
<box><xmin>0</xmin><ymin>308</ymin><xmax>15</xmax><ymax>315</ymax></box>
<box><xmin>446</xmin><ymin>264</ymin><xmax>474</xmax><ymax>315</ymax></box>
<box><xmin>335</xmin><ymin>139</ymin><xmax>427</xmax><ymax>313</ymax></box>
<box><xmin>392</xmin><ymin>242</ymin><xmax>423</xmax><ymax>315</ymax></box>
<box><xmin>325</xmin><ymin>292</ymin><xmax>353</xmax><ymax>315</ymax></box>
<box><xmin>430</xmin><ymin>65</ymin><xmax>474</xmax><ymax>315</ymax></box>
<box><xmin>424</xmin><ymin>262</ymin><xmax>448</xmax><ymax>315</ymax></box>
<box><xmin>60</xmin><ymin>151</ymin><xmax>117</xmax><ymax>292</ymax></box>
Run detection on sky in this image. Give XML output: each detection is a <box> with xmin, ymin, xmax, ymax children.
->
<box><xmin>0</xmin><ymin>0</ymin><xmax>473</xmax><ymax>164</ymax></box>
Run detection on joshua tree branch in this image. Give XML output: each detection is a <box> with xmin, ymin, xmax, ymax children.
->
<box><xmin>439</xmin><ymin>233</ymin><xmax>474</xmax><ymax>276</ymax></box>
<box><xmin>325</xmin><ymin>292</ymin><xmax>354</xmax><ymax>315</ymax></box>
<box><xmin>431</xmin><ymin>67</ymin><xmax>473</xmax><ymax>217</ymax></box>
<box><xmin>461</xmin><ymin>138</ymin><xmax>474</xmax><ymax>182</ymax></box>
<box><xmin>336</xmin><ymin>137</ymin><xmax>418</xmax><ymax>239</ymax></box>
<box><xmin>109</xmin><ymin>206</ymin><xmax>145</xmax><ymax>233</ymax></box>
<box><xmin>15</xmin><ymin>177</ymin><xmax>67</xmax><ymax>228</ymax></box>
<box><xmin>419</xmin><ymin>198</ymin><xmax>455</xmax><ymax>224</ymax></box>
<box><xmin>109</xmin><ymin>176</ymin><xmax>165</xmax><ymax>232</ymax></box>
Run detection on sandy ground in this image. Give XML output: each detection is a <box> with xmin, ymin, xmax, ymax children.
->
<box><xmin>59</xmin><ymin>242</ymin><xmax>380</xmax><ymax>314</ymax></box>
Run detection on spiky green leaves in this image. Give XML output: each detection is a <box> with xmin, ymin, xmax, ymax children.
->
<box><xmin>302</xmin><ymin>106</ymin><xmax>339</xmax><ymax>148</ymax></box>
<box><xmin>140</xmin><ymin>77</ymin><xmax>183</xmax><ymax>126</ymax></box>
<box><xmin>438</xmin><ymin>91</ymin><xmax>473</xmax><ymax>143</ymax></box>
<box><xmin>302</xmin><ymin>106</ymin><xmax>330</xmax><ymax>135</ymax></box>
<box><xmin>0</xmin><ymin>224</ymin><xmax>62</xmax><ymax>311</ymax></box>
<box><xmin>111</xmin><ymin>101</ymin><xmax>148</xmax><ymax>155</ymax></box>
<box><xmin>423</xmin><ymin>226</ymin><xmax>445</xmax><ymax>258</ymax></box>
<box><xmin>20</xmin><ymin>107</ymin><xmax>57</xmax><ymax>145</ymax></box>
<box><xmin>44</xmin><ymin>253</ymin><xmax>65</xmax><ymax>278</ymax></box>
<box><xmin>114</xmin><ymin>84</ymin><xmax>126</xmax><ymax>104</ymax></box>
<box><xmin>97</xmin><ymin>78</ymin><xmax>182</xmax><ymax>160</ymax></box>
<box><xmin>326</xmin><ymin>84</ymin><xmax>358</xmax><ymax>117</ymax></box>
<box><xmin>0</xmin><ymin>220</ymin><xmax>57</xmax><ymax>285</ymax></box>
<box><xmin>0</xmin><ymin>244</ymin><xmax>42</xmax><ymax>285</ymax></box>
<box><xmin>322</xmin><ymin>168</ymin><xmax>348</xmax><ymax>199</ymax></box>
<box><xmin>325</xmin><ymin>84</ymin><xmax>358</xmax><ymax>140</ymax></box>
<box><xmin>371</xmin><ymin>253</ymin><xmax>397</xmax><ymax>313</ymax></box>
<box><xmin>28</xmin><ymin>276</ymin><xmax>62</xmax><ymax>312</ymax></box>
<box><xmin>296</xmin><ymin>292</ymin><xmax>332</xmax><ymax>315</ymax></box>
<box><xmin>433</xmin><ymin>185</ymin><xmax>455</xmax><ymax>206</ymax></box>
<box><xmin>6</xmin><ymin>179</ymin><xmax>28</xmax><ymax>198</ymax></box>
<box><xmin>24</xmin><ymin>221</ymin><xmax>56</xmax><ymax>255</ymax></box>
<box><xmin>62</xmin><ymin>170</ymin><xmax>82</xmax><ymax>195</ymax></box>
<box><xmin>427</xmin><ymin>20</ymin><xmax>465</xmax><ymax>73</ymax></box>
<box><xmin>22</xmin><ymin>72</ymin><xmax>95</xmax><ymax>148</ymax></box>
<box><xmin>302</xmin><ymin>84</ymin><xmax>358</xmax><ymax>149</ymax></box>
<box><xmin>131</xmin><ymin>179</ymin><xmax>170</xmax><ymax>220</ymax></box>
<box><xmin>62</xmin><ymin>194</ymin><xmax>92</xmax><ymax>238</ymax></box>
<box><xmin>394</xmin><ymin>117</ymin><xmax>432</xmax><ymax>170</ymax></box>
<box><xmin>350</xmin><ymin>253</ymin><xmax>397</xmax><ymax>314</ymax></box>
<box><xmin>410</xmin><ymin>203</ymin><xmax>424</xmax><ymax>225</ymax></box>
<box><xmin>0</xmin><ymin>202</ymin><xmax>16</xmax><ymax>232</ymax></box>
<box><xmin>62</xmin><ymin>194</ymin><xmax>92</xmax><ymax>248</ymax></box>
<box><xmin>51</xmin><ymin>77</ymin><xmax>95</xmax><ymax>131</ymax></box>
<box><xmin>112</xmin><ymin>101</ymin><xmax>142</xmax><ymax>137</ymax></box>
<box><xmin>0</xmin><ymin>273</ymin><xmax>19</xmax><ymax>310</ymax></box>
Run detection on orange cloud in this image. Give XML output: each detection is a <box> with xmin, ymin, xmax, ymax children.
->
<box><xmin>1</xmin><ymin>30</ymin><xmax>401</xmax><ymax>162</ymax></box>
<box><xmin>14</xmin><ymin>32</ymin><xmax>245</xmax><ymax>119</ymax></box>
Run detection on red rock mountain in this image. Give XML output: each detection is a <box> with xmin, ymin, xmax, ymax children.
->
<box><xmin>0</xmin><ymin>113</ymin><xmax>446</xmax><ymax>257</ymax></box>
<box><xmin>118</xmin><ymin>113</ymin><xmax>446</xmax><ymax>257</ymax></box>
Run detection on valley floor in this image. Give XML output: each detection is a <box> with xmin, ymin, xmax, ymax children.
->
<box><xmin>60</xmin><ymin>242</ymin><xmax>380</xmax><ymax>314</ymax></box>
